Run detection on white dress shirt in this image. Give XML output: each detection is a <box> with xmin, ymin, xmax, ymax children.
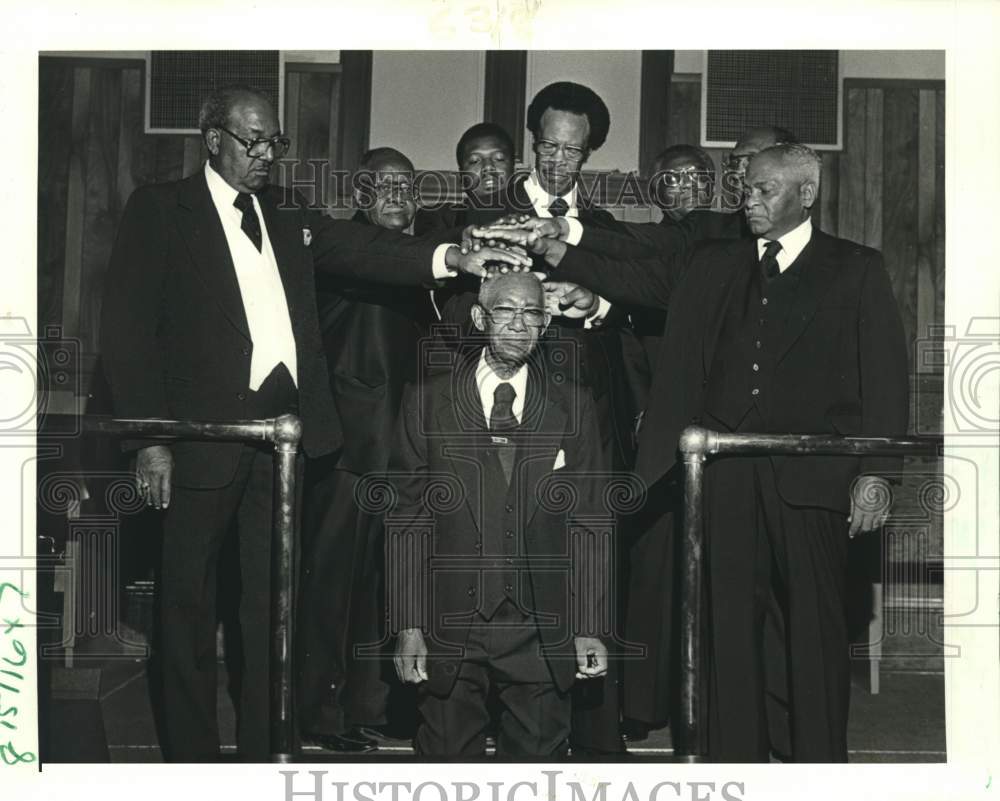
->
<box><xmin>523</xmin><ymin>170</ymin><xmax>608</xmax><ymax>325</ymax></box>
<box><xmin>757</xmin><ymin>216</ymin><xmax>813</xmax><ymax>273</ymax></box>
<box><xmin>204</xmin><ymin>162</ymin><xmax>298</xmax><ymax>391</ymax></box>
<box><xmin>476</xmin><ymin>348</ymin><xmax>528</xmax><ymax>425</ymax></box>
<box><xmin>523</xmin><ymin>168</ymin><xmax>580</xmax><ymax>220</ymax></box>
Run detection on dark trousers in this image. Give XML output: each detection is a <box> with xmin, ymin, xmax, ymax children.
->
<box><xmin>415</xmin><ymin>601</ymin><xmax>571</xmax><ymax>758</ymax></box>
<box><xmin>297</xmin><ymin>467</ymin><xmax>391</xmax><ymax>735</ymax></box>
<box><xmin>703</xmin><ymin>454</ymin><xmax>850</xmax><ymax>762</ymax></box>
<box><xmin>159</xmin><ymin>364</ymin><xmax>297</xmax><ymax>762</ymax></box>
<box><xmin>568</xmin><ymin>391</ymin><xmax>628</xmax><ymax>755</ymax></box>
<box><xmin>621</xmin><ymin>482</ymin><xmax>679</xmax><ymax>727</ymax></box>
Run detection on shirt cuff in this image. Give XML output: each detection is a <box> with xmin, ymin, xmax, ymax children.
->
<box><xmin>432</xmin><ymin>243</ymin><xmax>458</xmax><ymax>279</ymax></box>
<box><xmin>583</xmin><ymin>295</ymin><xmax>612</xmax><ymax>329</ymax></box>
<box><xmin>562</xmin><ymin>218</ymin><xmax>583</xmax><ymax>246</ymax></box>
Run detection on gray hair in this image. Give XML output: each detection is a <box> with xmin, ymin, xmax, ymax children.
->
<box><xmin>755</xmin><ymin>142</ymin><xmax>822</xmax><ymax>189</ymax></box>
<box><xmin>198</xmin><ymin>84</ymin><xmax>273</xmax><ymax>134</ymax></box>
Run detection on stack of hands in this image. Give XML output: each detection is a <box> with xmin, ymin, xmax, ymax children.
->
<box><xmin>456</xmin><ymin>214</ymin><xmax>600</xmax><ymax>319</ymax></box>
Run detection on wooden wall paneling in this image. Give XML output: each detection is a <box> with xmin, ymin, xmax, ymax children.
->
<box><xmin>667</xmin><ymin>77</ymin><xmax>701</xmax><ymax>150</ymax></box>
<box><xmin>153</xmin><ymin>135</ymin><xmax>186</xmax><ymax>184</ymax></box>
<box><xmin>863</xmin><ymin>88</ymin><xmax>884</xmax><ymax>250</ymax></box>
<box><xmin>916</xmin><ymin>89</ymin><xmax>938</xmax><ymax>364</ymax></box>
<box><xmin>298</xmin><ymin>71</ymin><xmax>335</xmax><ymax>209</ymax></box>
<box><xmin>484</xmin><ymin>51</ymin><xmax>527</xmax><ymax>161</ymax></box>
<box><xmin>638</xmin><ymin>51</ymin><xmax>673</xmax><ymax>177</ymax></box>
<box><xmin>933</xmin><ymin>89</ymin><xmax>945</xmax><ymax>331</ymax></box>
<box><xmin>336</xmin><ymin>51</ymin><xmax>372</xmax><ymax>176</ymax></box>
<box><xmin>838</xmin><ymin>87</ymin><xmax>866</xmax><ymax>245</ymax></box>
<box><xmin>297</xmin><ymin>72</ymin><xmax>334</xmax><ymax>164</ymax></box>
<box><xmin>124</xmin><ymin>68</ymin><xmax>159</xmax><ymax>195</ymax></box>
<box><xmin>817</xmin><ymin>152</ymin><xmax>839</xmax><ymax>236</ymax></box>
<box><xmin>78</xmin><ymin>67</ymin><xmax>123</xmax><ymax>361</ymax></box>
<box><xmin>182</xmin><ymin>135</ymin><xmax>204</xmax><ymax>178</ymax></box>
<box><xmin>323</xmin><ymin>72</ymin><xmax>342</xmax><ymax>185</ymax></box>
<box><xmin>38</xmin><ymin>59</ymin><xmax>75</xmax><ymax>332</ymax></box>
<box><xmin>61</xmin><ymin>65</ymin><xmax>91</xmax><ymax>343</ymax></box>
<box><xmin>882</xmin><ymin>87</ymin><xmax>920</xmax><ymax>360</ymax></box>
<box><xmin>115</xmin><ymin>67</ymin><xmax>143</xmax><ymax>211</ymax></box>
<box><xmin>284</xmin><ymin>71</ymin><xmax>301</xmax><ymax>162</ymax></box>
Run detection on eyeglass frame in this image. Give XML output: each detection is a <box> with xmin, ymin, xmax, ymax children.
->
<box><xmin>532</xmin><ymin>138</ymin><xmax>588</xmax><ymax>163</ymax></box>
<box><xmin>654</xmin><ymin>166</ymin><xmax>717</xmax><ymax>189</ymax></box>
<box><xmin>481</xmin><ymin>305</ymin><xmax>550</xmax><ymax>328</ymax></box>
<box><xmin>371</xmin><ymin>176</ymin><xmax>418</xmax><ymax>200</ymax></box>
<box><xmin>217</xmin><ymin>125</ymin><xmax>292</xmax><ymax>159</ymax></box>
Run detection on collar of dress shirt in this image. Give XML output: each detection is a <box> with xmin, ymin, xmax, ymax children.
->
<box><xmin>205</xmin><ymin>160</ymin><xmax>246</xmax><ymax>213</ymax></box>
<box><xmin>476</xmin><ymin>347</ymin><xmax>528</xmax><ymax>424</ymax></box>
<box><xmin>756</xmin><ymin>215</ymin><xmax>813</xmax><ymax>272</ymax></box>
<box><xmin>524</xmin><ymin>168</ymin><xmax>579</xmax><ymax>218</ymax></box>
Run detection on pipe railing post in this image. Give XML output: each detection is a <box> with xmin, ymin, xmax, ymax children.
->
<box><xmin>43</xmin><ymin>412</ymin><xmax>308</xmax><ymax>762</ymax></box>
<box><xmin>674</xmin><ymin>428</ymin><xmax>942</xmax><ymax>762</ymax></box>
<box><xmin>676</xmin><ymin>425</ymin><xmax>711</xmax><ymax>761</ymax></box>
<box><xmin>267</xmin><ymin>413</ymin><xmax>303</xmax><ymax>764</ymax></box>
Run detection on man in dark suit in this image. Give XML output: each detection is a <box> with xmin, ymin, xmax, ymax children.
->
<box><xmin>477</xmin><ymin>143</ymin><xmax>909</xmax><ymax>761</ymax></box>
<box><xmin>415</xmin><ymin>121</ymin><xmax>518</xmax><ymax>236</ymax></box>
<box><xmin>720</xmin><ymin>125</ymin><xmax>800</xmax><ymax>211</ymax></box>
<box><xmin>389</xmin><ymin>270</ymin><xmax>609</xmax><ymax>757</ymax></box>
<box><xmin>296</xmin><ymin>147</ymin><xmax>438</xmax><ymax>753</ymax></box>
<box><xmin>99</xmin><ymin>85</ymin><xmax>528</xmax><ymax>762</ymax></box>
<box><xmin>414</xmin><ymin>122</ymin><xmax>520</xmax><ymax>344</ymax></box>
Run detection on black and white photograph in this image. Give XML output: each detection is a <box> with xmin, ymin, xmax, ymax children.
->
<box><xmin>2</xmin><ymin>2</ymin><xmax>999</xmax><ymax>800</ymax></box>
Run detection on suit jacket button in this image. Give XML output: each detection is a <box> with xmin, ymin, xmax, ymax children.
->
<box><xmin>473</xmin><ymin>543</ymin><xmax>481</xmax><ymax>551</ymax></box>
<box><xmin>504</xmin><ymin>584</ymin><xmax>514</xmax><ymax>594</ymax></box>
<box><xmin>505</xmin><ymin>529</ymin><xmax>514</xmax><ymax>538</ymax></box>
<box><xmin>443</xmin><ymin>663</ymin><xmax>456</xmax><ymax>675</ymax></box>
<box><xmin>505</xmin><ymin>504</ymin><xmax>514</xmax><ymax>513</ymax></box>
<box><xmin>467</xmin><ymin>586</ymin><xmax>476</xmax><ymax>596</ymax></box>
<box><xmin>237</xmin><ymin>392</ymin><xmax>246</xmax><ymax>401</ymax></box>
<box><xmin>242</xmin><ymin>347</ymin><xmax>250</xmax><ymax>356</ymax></box>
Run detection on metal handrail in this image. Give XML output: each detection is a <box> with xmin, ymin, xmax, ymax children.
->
<box><xmin>674</xmin><ymin>426</ymin><xmax>944</xmax><ymax>761</ymax></box>
<box><xmin>41</xmin><ymin>413</ymin><xmax>303</xmax><ymax>763</ymax></box>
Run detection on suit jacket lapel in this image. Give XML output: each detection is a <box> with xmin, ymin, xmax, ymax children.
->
<box><xmin>436</xmin><ymin>359</ymin><xmax>486</xmax><ymax>533</ymax></box>
<box><xmin>774</xmin><ymin>228</ymin><xmax>838</xmax><ymax>363</ymax></box>
<box><xmin>518</xmin><ymin>362</ymin><xmax>568</xmax><ymax>528</ymax></box>
<box><xmin>702</xmin><ymin>238</ymin><xmax>756</xmax><ymax>377</ymax></box>
<box><xmin>176</xmin><ymin>172</ymin><xmax>251</xmax><ymax>341</ymax></box>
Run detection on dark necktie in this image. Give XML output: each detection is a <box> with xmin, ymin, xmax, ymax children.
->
<box><xmin>548</xmin><ymin>197</ymin><xmax>569</xmax><ymax>217</ymax></box>
<box><xmin>759</xmin><ymin>239</ymin><xmax>782</xmax><ymax>283</ymax></box>
<box><xmin>490</xmin><ymin>382</ymin><xmax>517</xmax><ymax>483</ymax></box>
<box><xmin>234</xmin><ymin>192</ymin><xmax>263</xmax><ymax>252</ymax></box>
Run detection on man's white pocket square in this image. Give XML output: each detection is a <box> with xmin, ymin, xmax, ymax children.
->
<box><xmin>553</xmin><ymin>449</ymin><xmax>566</xmax><ymax>470</ymax></box>
<box><xmin>302</xmin><ymin>228</ymin><xmax>312</xmax><ymax>246</ymax></box>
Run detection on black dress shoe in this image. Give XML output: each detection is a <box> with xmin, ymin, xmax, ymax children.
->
<box><xmin>621</xmin><ymin>719</ymin><xmax>650</xmax><ymax>743</ymax></box>
<box><xmin>302</xmin><ymin>729</ymin><xmax>377</xmax><ymax>753</ymax></box>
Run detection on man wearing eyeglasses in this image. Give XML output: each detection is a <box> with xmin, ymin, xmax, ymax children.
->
<box><xmin>479</xmin><ymin>143</ymin><xmax>908</xmax><ymax>762</ymax></box>
<box><xmin>720</xmin><ymin>126</ymin><xmax>799</xmax><ymax>210</ymax></box>
<box><xmin>390</xmin><ymin>269</ymin><xmax>608</xmax><ymax>757</ymax></box>
<box><xmin>100</xmin><ymin>84</ymin><xmax>528</xmax><ymax>762</ymax></box>
<box><xmin>297</xmin><ymin>146</ymin><xmax>440</xmax><ymax>754</ymax></box>
<box><xmin>508</xmin><ymin>80</ymin><xmax>649</xmax><ymax>757</ymax></box>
